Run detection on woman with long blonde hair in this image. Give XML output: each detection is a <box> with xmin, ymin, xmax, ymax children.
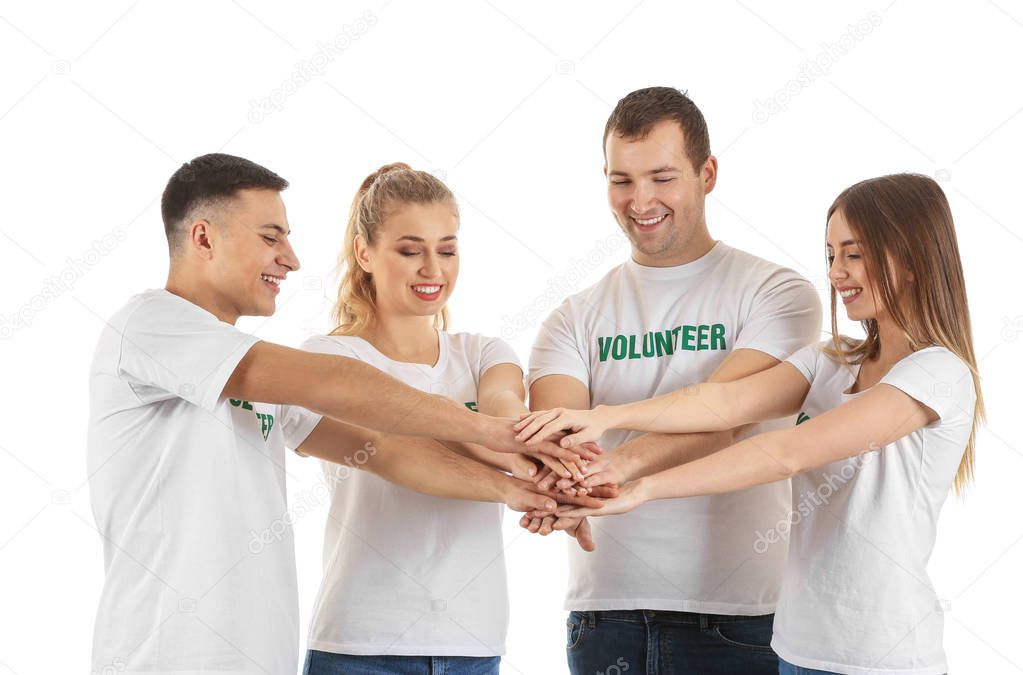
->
<box><xmin>517</xmin><ymin>173</ymin><xmax>983</xmax><ymax>674</ymax></box>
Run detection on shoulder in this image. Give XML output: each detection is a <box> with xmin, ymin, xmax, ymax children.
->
<box><xmin>299</xmin><ymin>333</ymin><xmax>364</xmax><ymax>358</ymax></box>
<box><xmin>447</xmin><ymin>331</ymin><xmax>520</xmax><ymax>364</ymax></box>
<box><xmin>719</xmin><ymin>245</ymin><xmax>814</xmax><ymax>293</ymax></box>
<box><xmin>892</xmin><ymin>345</ymin><xmax>974</xmax><ymax>387</ymax></box>
<box><xmin>552</xmin><ymin>263</ymin><xmax>629</xmax><ymax>319</ymax></box>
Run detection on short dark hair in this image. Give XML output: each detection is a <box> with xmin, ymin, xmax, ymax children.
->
<box><xmin>161</xmin><ymin>153</ymin><xmax>289</xmax><ymax>253</ymax></box>
<box><xmin>603</xmin><ymin>87</ymin><xmax>711</xmax><ymax>171</ymax></box>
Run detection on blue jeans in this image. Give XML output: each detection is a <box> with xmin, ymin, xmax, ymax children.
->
<box><xmin>303</xmin><ymin>650</ymin><xmax>500</xmax><ymax>675</ymax></box>
<box><xmin>778</xmin><ymin>659</ymin><xmax>838</xmax><ymax>674</ymax></box>
<box><xmin>566</xmin><ymin>610</ymin><xmax>777</xmax><ymax>675</ymax></box>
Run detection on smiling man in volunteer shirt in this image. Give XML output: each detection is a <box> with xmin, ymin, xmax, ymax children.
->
<box><xmin>527</xmin><ymin>88</ymin><xmax>822</xmax><ymax>673</ymax></box>
<box><xmin>86</xmin><ymin>153</ymin><xmax>592</xmax><ymax>675</ymax></box>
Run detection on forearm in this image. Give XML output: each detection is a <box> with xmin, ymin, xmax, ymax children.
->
<box><xmin>363</xmin><ymin>435</ymin><xmax>511</xmax><ymax>502</ymax></box>
<box><xmin>314</xmin><ymin>359</ymin><xmax>487</xmax><ymax>441</ymax></box>
<box><xmin>442</xmin><ymin>439</ymin><xmax>516</xmax><ymax>473</ymax></box>
<box><xmin>297</xmin><ymin>418</ymin><xmax>509</xmax><ymax>503</ymax></box>
<box><xmin>478</xmin><ymin>389</ymin><xmax>528</xmax><ymax>419</ymax></box>
<box><xmin>613</xmin><ymin>427</ymin><xmax>741</xmax><ymax>482</ymax></box>
<box><xmin>638</xmin><ymin>430</ymin><xmax>793</xmax><ymax>502</ymax></box>
<box><xmin>601</xmin><ymin>381</ymin><xmax>738</xmax><ymax>434</ymax></box>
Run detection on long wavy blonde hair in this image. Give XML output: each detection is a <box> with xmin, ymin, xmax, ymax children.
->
<box><xmin>824</xmin><ymin>173</ymin><xmax>984</xmax><ymax>494</ymax></box>
<box><xmin>330</xmin><ymin>162</ymin><xmax>457</xmax><ymax>336</ymax></box>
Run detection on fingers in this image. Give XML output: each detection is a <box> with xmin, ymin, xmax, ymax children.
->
<box><xmin>574</xmin><ymin>517</ymin><xmax>596</xmax><ymax>552</ymax></box>
<box><xmin>580</xmin><ymin>470</ymin><xmax>616</xmax><ymax>489</ymax></box>
<box><xmin>536</xmin><ymin>468</ymin><xmax>561</xmax><ymax>492</ymax></box>
<box><xmin>554</xmin><ymin>492</ymin><xmax>604</xmax><ymax>509</ymax></box>
<box><xmin>561</xmin><ymin>429</ymin><xmax>598</xmax><ymax>449</ymax></box>
<box><xmin>513</xmin><ymin>409</ymin><xmax>561</xmax><ymax>439</ymax></box>
<box><xmin>556</xmin><ymin>505</ymin><xmax>599</xmax><ymax>519</ymax></box>
<box><xmin>538</xmin><ymin>515</ymin><xmax>555</xmax><ymax>535</ymax></box>
<box><xmin>585</xmin><ymin>484</ymin><xmax>620</xmax><ymax>499</ymax></box>
<box><xmin>509</xmin><ymin>454</ymin><xmax>539</xmax><ymax>481</ymax></box>
<box><xmin>529</xmin><ymin>452</ymin><xmax>574</xmax><ymax>481</ymax></box>
<box><xmin>559</xmin><ymin>458</ymin><xmax>587</xmax><ymax>482</ymax></box>
<box><xmin>530</xmin><ymin>440</ymin><xmax>583</xmax><ymax>465</ymax></box>
<box><xmin>571</xmin><ymin>443</ymin><xmax>603</xmax><ymax>461</ymax></box>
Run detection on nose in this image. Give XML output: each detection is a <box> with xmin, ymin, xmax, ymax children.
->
<box><xmin>629</xmin><ymin>181</ymin><xmax>657</xmax><ymax>215</ymax></box>
<box><xmin>828</xmin><ymin>257</ymin><xmax>846</xmax><ymax>283</ymax></box>
<box><xmin>420</xmin><ymin>251</ymin><xmax>442</xmax><ymax>279</ymax></box>
<box><xmin>278</xmin><ymin>238</ymin><xmax>300</xmax><ymax>273</ymax></box>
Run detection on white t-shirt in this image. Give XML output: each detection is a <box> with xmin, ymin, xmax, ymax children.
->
<box><xmin>528</xmin><ymin>242</ymin><xmax>822</xmax><ymax>614</ymax></box>
<box><xmin>288</xmin><ymin>331</ymin><xmax>520</xmax><ymax>656</ymax></box>
<box><xmin>87</xmin><ymin>289</ymin><xmax>320</xmax><ymax>675</ymax></box>
<box><xmin>773</xmin><ymin>342</ymin><xmax>976</xmax><ymax>675</ymax></box>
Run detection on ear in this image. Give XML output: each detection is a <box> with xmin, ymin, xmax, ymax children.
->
<box><xmin>353</xmin><ymin>233</ymin><xmax>373</xmax><ymax>274</ymax></box>
<box><xmin>702</xmin><ymin>155</ymin><xmax>718</xmax><ymax>194</ymax></box>
<box><xmin>188</xmin><ymin>219</ymin><xmax>215</xmax><ymax>261</ymax></box>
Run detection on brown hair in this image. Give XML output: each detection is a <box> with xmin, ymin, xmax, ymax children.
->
<box><xmin>603</xmin><ymin>86</ymin><xmax>711</xmax><ymax>171</ymax></box>
<box><xmin>330</xmin><ymin>162</ymin><xmax>457</xmax><ymax>336</ymax></box>
<box><xmin>825</xmin><ymin>173</ymin><xmax>984</xmax><ymax>494</ymax></box>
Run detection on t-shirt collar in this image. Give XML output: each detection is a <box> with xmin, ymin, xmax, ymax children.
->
<box><xmin>624</xmin><ymin>240</ymin><xmax>727</xmax><ymax>282</ymax></box>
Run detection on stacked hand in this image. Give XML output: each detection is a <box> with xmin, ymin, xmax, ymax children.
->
<box><xmin>508</xmin><ymin>409</ymin><xmax>652</xmax><ymax>551</ymax></box>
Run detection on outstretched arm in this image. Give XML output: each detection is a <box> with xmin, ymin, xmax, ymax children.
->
<box><xmin>558</xmin><ymin>382</ymin><xmax>937</xmax><ymax>518</ymax></box>
<box><xmin>296</xmin><ymin>416</ymin><xmax>604</xmax><ymax>514</ymax></box>
<box><xmin>516</xmin><ymin>352</ymin><xmax>810</xmax><ymax>448</ymax></box>
<box><xmin>223</xmin><ymin>340</ymin><xmax>585</xmax><ymax>463</ymax></box>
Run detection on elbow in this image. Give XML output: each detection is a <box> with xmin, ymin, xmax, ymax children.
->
<box><xmin>761</xmin><ymin>430</ymin><xmax>805</xmax><ymax>480</ymax></box>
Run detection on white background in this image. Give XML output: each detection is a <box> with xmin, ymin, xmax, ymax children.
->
<box><xmin>2</xmin><ymin>1</ymin><xmax>1022</xmax><ymax>673</ymax></box>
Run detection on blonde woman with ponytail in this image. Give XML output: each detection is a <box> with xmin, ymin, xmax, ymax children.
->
<box><xmin>298</xmin><ymin>163</ymin><xmax>606</xmax><ymax>675</ymax></box>
<box><xmin>518</xmin><ymin>174</ymin><xmax>983</xmax><ymax>675</ymax></box>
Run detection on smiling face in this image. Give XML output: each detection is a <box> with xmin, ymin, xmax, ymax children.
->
<box><xmin>605</xmin><ymin>119</ymin><xmax>716</xmax><ymax>266</ymax></box>
<box><xmin>826</xmin><ymin>208</ymin><xmax>884</xmax><ymax>323</ymax></box>
<box><xmin>354</xmin><ymin>201</ymin><xmax>459</xmax><ymax>320</ymax></box>
<box><xmin>205</xmin><ymin>188</ymin><xmax>300</xmax><ymax>321</ymax></box>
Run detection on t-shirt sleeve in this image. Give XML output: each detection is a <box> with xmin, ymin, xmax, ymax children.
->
<box><xmin>528</xmin><ymin>303</ymin><xmax>589</xmax><ymax>388</ymax></box>
<box><xmin>116</xmin><ymin>295</ymin><xmax>260</xmax><ymax>411</ymax></box>
<box><xmin>880</xmin><ymin>347</ymin><xmax>976</xmax><ymax>425</ymax></box>
<box><xmin>733</xmin><ymin>270</ymin><xmax>823</xmax><ymax>361</ymax></box>
<box><xmin>281</xmin><ymin>404</ymin><xmax>322</xmax><ymax>451</ymax></box>
<box><xmin>479</xmin><ymin>335</ymin><xmax>522</xmax><ymax>377</ymax></box>
<box><xmin>784</xmin><ymin>342</ymin><xmax>824</xmax><ymax>384</ymax></box>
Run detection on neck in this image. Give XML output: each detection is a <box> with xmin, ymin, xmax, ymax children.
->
<box><xmin>873</xmin><ymin>314</ymin><xmax>914</xmax><ymax>365</ymax></box>
<box><xmin>360</xmin><ymin>311</ymin><xmax>439</xmax><ymax>361</ymax></box>
<box><xmin>166</xmin><ymin>268</ymin><xmax>238</xmax><ymax>324</ymax></box>
<box><xmin>633</xmin><ymin>226</ymin><xmax>716</xmax><ymax>268</ymax></box>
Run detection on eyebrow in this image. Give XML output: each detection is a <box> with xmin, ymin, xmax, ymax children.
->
<box><xmin>826</xmin><ymin>239</ymin><xmax>860</xmax><ymax>249</ymax></box>
<box><xmin>395</xmin><ymin>235</ymin><xmax>458</xmax><ymax>242</ymax></box>
<box><xmin>260</xmin><ymin>223</ymin><xmax>291</xmax><ymax>236</ymax></box>
<box><xmin>608</xmin><ymin>166</ymin><xmax>679</xmax><ymax>177</ymax></box>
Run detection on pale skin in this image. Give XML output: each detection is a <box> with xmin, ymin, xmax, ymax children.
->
<box><xmin>164</xmin><ymin>187</ymin><xmax>591</xmax><ymax>497</ymax></box>
<box><xmin>533</xmin><ymin>211</ymin><xmax>940</xmax><ymax>521</ymax></box>
<box><xmin>520</xmin><ymin>119</ymin><xmax>788</xmax><ymax>546</ymax></box>
<box><xmin>291</xmin><ymin>199</ymin><xmax>604</xmax><ymax>512</ymax></box>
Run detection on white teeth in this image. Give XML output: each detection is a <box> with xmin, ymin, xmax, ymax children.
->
<box><xmin>839</xmin><ymin>288</ymin><xmax>861</xmax><ymax>298</ymax></box>
<box><xmin>260</xmin><ymin>274</ymin><xmax>281</xmax><ymax>285</ymax></box>
<box><xmin>413</xmin><ymin>285</ymin><xmax>441</xmax><ymax>294</ymax></box>
<box><xmin>634</xmin><ymin>214</ymin><xmax>667</xmax><ymax>226</ymax></box>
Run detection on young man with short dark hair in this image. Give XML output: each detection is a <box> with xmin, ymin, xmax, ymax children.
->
<box><xmin>527</xmin><ymin>87</ymin><xmax>822</xmax><ymax>674</ymax></box>
<box><xmin>87</xmin><ymin>153</ymin><xmax>597</xmax><ymax>675</ymax></box>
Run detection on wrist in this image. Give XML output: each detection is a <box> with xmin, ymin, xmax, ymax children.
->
<box><xmin>490</xmin><ymin>471</ymin><xmax>515</xmax><ymax>505</ymax></box>
<box><xmin>594</xmin><ymin>403</ymin><xmax>615</xmax><ymax>427</ymax></box>
<box><xmin>631</xmin><ymin>475</ymin><xmax>656</xmax><ymax>504</ymax></box>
